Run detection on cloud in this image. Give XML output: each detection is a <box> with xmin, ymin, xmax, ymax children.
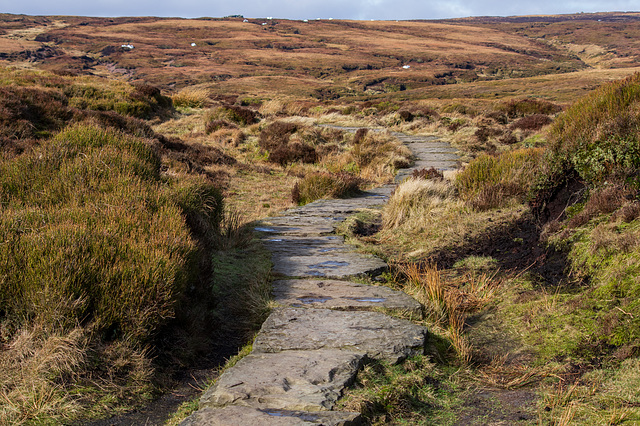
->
<box><xmin>2</xmin><ymin>0</ymin><xmax>637</xmax><ymax>20</ymax></box>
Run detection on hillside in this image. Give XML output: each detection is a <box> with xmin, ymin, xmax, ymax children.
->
<box><xmin>0</xmin><ymin>13</ymin><xmax>633</xmax><ymax>97</ymax></box>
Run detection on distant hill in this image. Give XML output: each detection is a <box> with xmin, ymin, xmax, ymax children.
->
<box><xmin>0</xmin><ymin>12</ymin><xmax>638</xmax><ymax>100</ymax></box>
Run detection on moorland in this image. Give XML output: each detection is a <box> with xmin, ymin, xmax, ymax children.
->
<box><xmin>1</xmin><ymin>11</ymin><xmax>640</xmax><ymax>425</ymax></box>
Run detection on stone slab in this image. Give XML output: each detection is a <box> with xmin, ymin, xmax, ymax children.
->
<box><xmin>200</xmin><ymin>349</ymin><xmax>364</xmax><ymax>411</ymax></box>
<box><xmin>272</xmin><ymin>279</ymin><xmax>423</xmax><ymax>319</ymax></box>
<box><xmin>270</xmin><ymin>252</ymin><xmax>388</xmax><ymax>279</ymax></box>
<box><xmin>262</xmin><ymin>236</ymin><xmax>349</xmax><ymax>257</ymax></box>
<box><xmin>255</xmin><ymin>223</ymin><xmax>337</xmax><ymax>237</ymax></box>
<box><xmin>253</xmin><ymin>308</ymin><xmax>427</xmax><ymax>364</ymax></box>
<box><xmin>291</xmin><ymin>195</ymin><xmax>389</xmax><ymax>216</ymax></box>
<box><xmin>181</xmin><ymin>406</ymin><xmax>361</xmax><ymax>426</ymax></box>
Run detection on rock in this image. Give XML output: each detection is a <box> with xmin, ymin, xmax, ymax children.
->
<box><xmin>180</xmin><ymin>406</ymin><xmax>362</xmax><ymax>425</ymax></box>
<box><xmin>270</xmin><ymin>251</ymin><xmax>388</xmax><ymax>279</ymax></box>
<box><xmin>392</xmin><ymin>133</ymin><xmax>459</xmax><ymax>182</ymax></box>
<box><xmin>262</xmin><ymin>236</ymin><xmax>349</xmax><ymax>257</ymax></box>
<box><xmin>200</xmin><ymin>349</ymin><xmax>364</xmax><ymax>411</ymax></box>
<box><xmin>272</xmin><ymin>279</ymin><xmax>423</xmax><ymax>319</ymax></box>
<box><xmin>253</xmin><ymin>308</ymin><xmax>427</xmax><ymax>364</ymax></box>
<box><xmin>255</xmin><ymin>217</ymin><xmax>339</xmax><ymax>236</ymax></box>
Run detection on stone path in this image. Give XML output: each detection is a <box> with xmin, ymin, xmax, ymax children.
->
<box><xmin>182</xmin><ymin>130</ymin><xmax>458</xmax><ymax>426</ymax></box>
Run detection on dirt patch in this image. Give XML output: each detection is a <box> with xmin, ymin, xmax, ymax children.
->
<box><xmin>454</xmin><ymin>388</ymin><xmax>537</xmax><ymax>425</ymax></box>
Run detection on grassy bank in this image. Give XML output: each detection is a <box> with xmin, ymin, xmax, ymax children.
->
<box><xmin>336</xmin><ymin>73</ymin><xmax>640</xmax><ymax>424</ymax></box>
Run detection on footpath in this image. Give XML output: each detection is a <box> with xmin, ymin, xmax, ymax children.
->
<box><xmin>182</xmin><ymin>130</ymin><xmax>458</xmax><ymax>425</ymax></box>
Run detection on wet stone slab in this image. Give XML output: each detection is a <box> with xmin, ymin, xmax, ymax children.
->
<box><xmin>199</xmin><ymin>349</ymin><xmax>364</xmax><ymax>412</ymax></box>
<box><xmin>180</xmin><ymin>406</ymin><xmax>361</xmax><ymax>426</ymax></box>
<box><xmin>290</xmin><ymin>194</ymin><xmax>389</xmax><ymax>216</ymax></box>
<box><xmin>253</xmin><ymin>308</ymin><xmax>427</xmax><ymax>364</ymax></box>
<box><xmin>272</xmin><ymin>279</ymin><xmax>423</xmax><ymax>319</ymax></box>
<box><xmin>270</xmin><ymin>252</ymin><xmax>388</xmax><ymax>279</ymax></box>
<box><xmin>255</xmin><ymin>223</ymin><xmax>337</xmax><ymax>237</ymax></box>
<box><xmin>262</xmin><ymin>236</ymin><xmax>349</xmax><ymax>257</ymax></box>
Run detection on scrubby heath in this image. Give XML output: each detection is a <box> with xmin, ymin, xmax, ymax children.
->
<box><xmin>333</xmin><ymin>73</ymin><xmax>640</xmax><ymax>424</ymax></box>
<box><xmin>2</xmin><ymin>11</ymin><xmax>640</xmax><ymax>425</ymax></box>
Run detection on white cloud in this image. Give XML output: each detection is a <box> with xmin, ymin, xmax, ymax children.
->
<box><xmin>2</xmin><ymin>0</ymin><xmax>637</xmax><ymax>20</ymax></box>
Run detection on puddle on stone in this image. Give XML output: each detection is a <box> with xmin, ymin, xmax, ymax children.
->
<box><xmin>345</xmin><ymin>297</ymin><xmax>386</xmax><ymax>303</ymax></box>
<box><xmin>267</xmin><ymin>239</ymin><xmax>284</xmax><ymax>242</ymax></box>
<box><xmin>319</xmin><ymin>248</ymin><xmax>341</xmax><ymax>253</ymax></box>
<box><xmin>296</xmin><ymin>295</ymin><xmax>333</xmax><ymax>304</ymax></box>
<box><xmin>308</xmin><ymin>261</ymin><xmax>349</xmax><ymax>269</ymax></box>
<box><xmin>255</xmin><ymin>227</ymin><xmax>277</xmax><ymax>232</ymax></box>
<box><xmin>308</xmin><ymin>270</ymin><xmax>326</xmax><ymax>277</ymax></box>
<box><xmin>262</xmin><ymin>409</ymin><xmax>319</xmax><ymax>421</ymax></box>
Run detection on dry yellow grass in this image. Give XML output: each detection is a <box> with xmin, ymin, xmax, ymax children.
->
<box><xmin>172</xmin><ymin>86</ymin><xmax>211</xmax><ymax>108</ymax></box>
<box><xmin>383</xmin><ymin>178</ymin><xmax>457</xmax><ymax>229</ymax></box>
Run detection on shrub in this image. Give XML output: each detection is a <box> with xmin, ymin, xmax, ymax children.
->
<box><xmin>258</xmin><ymin>121</ymin><xmax>298</xmax><ymax>150</ymax></box>
<box><xmin>510</xmin><ymin>114</ymin><xmax>553</xmax><ymax>131</ymax></box>
<box><xmin>291</xmin><ymin>172</ymin><xmax>361</xmax><ymax>205</ymax></box>
<box><xmin>0</xmin><ymin>86</ymin><xmax>72</xmax><ymax>139</ymax></box>
<box><xmin>207</xmin><ymin>105</ymin><xmax>257</xmax><ymax>126</ymax></box>
<box><xmin>258</xmin><ymin>121</ymin><xmax>317</xmax><ymax>165</ymax></box>
<box><xmin>0</xmin><ymin>123</ymin><xmax>222</xmax><ymax>345</ymax></box>
<box><xmin>412</xmin><ymin>167</ymin><xmax>443</xmax><ymax>180</ymax></box>
<box><xmin>412</xmin><ymin>106</ymin><xmax>439</xmax><ymax>120</ymax></box>
<box><xmin>567</xmin><ymin>184</ymin><xmax>630</xmax><ymax>228</ymax></box>
<box><xmin>73</xmin><ymin>110</ymin><xmax>156</xmax><ymax>139</ymax></box>
<box><xmin>397</xmin><ymin>110</ymin><xmax>414</xmax><ymax>122</ymax></box>
<box><xmin>500</xmin><ymin>98</ymin><xmax>561</xmax><ymax>118</ymax></box>
<box><xmin>474</xmin><ymin>126</ymin><xmax>503</xmax><ymax>143</ymax></box>
<box><xmin>545</xmin><ymin>72</ymin><xmax>640</xmax><ymax>186</ymax></box>
<box><xmin>269</xmin><ymin>140</ymin><xmax>317</xmax><ymax>165</ymax></box>
<box><xmin>353</xmin><ymin>128</ymin><xmax>368</xmax><ymax>144</ymax></box>
<box><xmin>156</xmin><ymin>135</ymin><xmax>238</xmax><ymax>173</ymax></box>
<box><xmin>456</xmin><ymin>148</ymin><xmax>545</xmax><ymax>210</ymax></box>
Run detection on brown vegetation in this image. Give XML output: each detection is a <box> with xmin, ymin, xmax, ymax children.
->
<box><xmin>3</xmin><ymin>10</ymin><xmax>640</xmax><ymax>425</ymax></box>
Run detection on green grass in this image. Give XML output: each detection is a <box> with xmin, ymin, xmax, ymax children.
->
<box><xmin>337</xmin><ymin>356</ymin><xmax>461</xmax><ymax>425</ymax></box>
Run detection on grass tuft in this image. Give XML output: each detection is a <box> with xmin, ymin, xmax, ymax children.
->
<box><xmin>292</xmin><ymin>172</ymin><xmax>362</xmax><ymax>205</ymax></box>
<box><xmin>172</xmin><ymin>87</ymin><xmax>211</xmax><ymax>109</ymax></box>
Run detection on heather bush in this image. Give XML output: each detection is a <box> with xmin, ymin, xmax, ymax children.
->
<box><xmin>456</xmin><ymin>148</ymin><xmax>544</xmax><ymax>210</ymax></box>
<box><xmin>207</xmin><ymin>105</ymin><xmax>257</xmax><ymax>126</ymax></box>
<box><xmin>269</xmin><ymin>140</ymin><xmax>317</xmax><ymax>165</ymax></box>
<box><xmin>545</xmin><ymin>72</ymin><xmax>640</xmax><ymax>186</ymax></box>
<box><xmin>0</xmin><ymin>123</ymin><xmax>222</xmax><ymax>344</ymax></box>
<box><xmin>412</xmin><ymin>167</ymin><xmax>444</xmax><ymax>180</ymax></box>
<box><xmin>258</xmin><ymin>121</ymin><xmax>317</xmax><ymax>165</ymax></box>
<box><xmin>510</xmin><ymin>114</ymin><xmax>553</xmax><ymax>131</ymax></box>
<box><xmin>0</xmin><ymin>86</ymin><xmax>72</xmax><ymax>139</ymax></box>
<box><xmin>500</xmin><ymin>98</ymin><xmax>561</xmax><ymax>118</ymax></box>
<box><xmin>258</xmin><ymin>121</ymin><xmax>298</xmax><ymax>150</ymax></box>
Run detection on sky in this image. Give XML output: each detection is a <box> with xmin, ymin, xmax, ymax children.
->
<box><xmin>1</xmin><ymin>0</ymin><xmax>638</xmax><ymax>21</ymax></box>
